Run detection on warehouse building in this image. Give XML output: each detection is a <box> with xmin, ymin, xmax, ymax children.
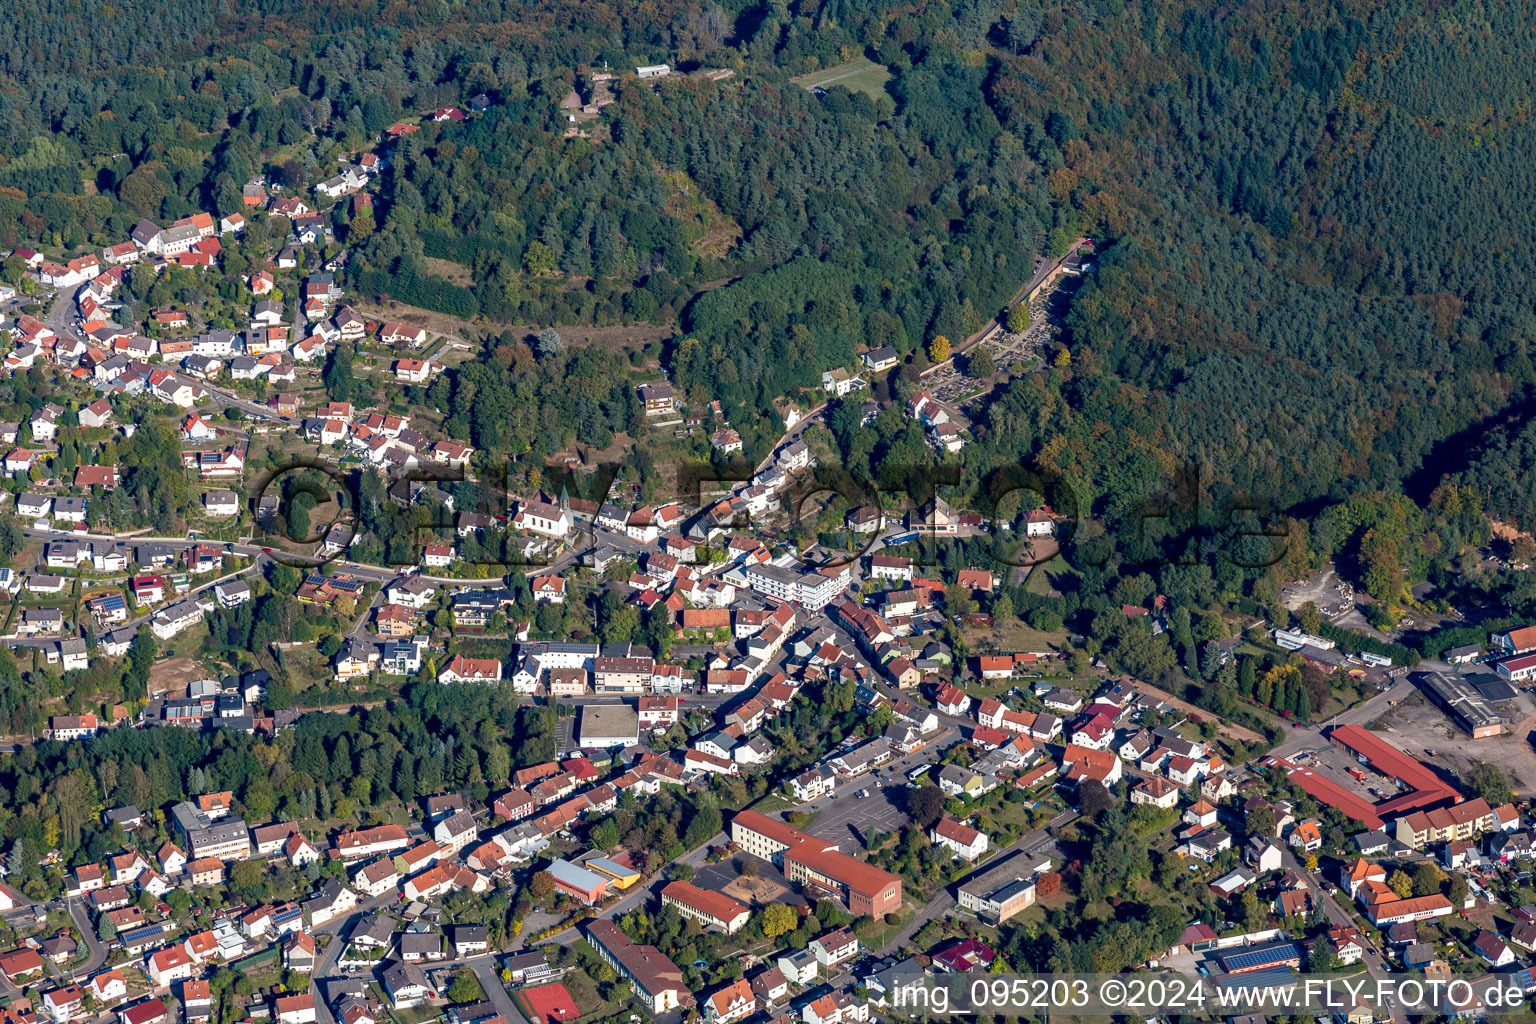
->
<box><xmin>1415</xmin><ymin>671</ymin><xmax>1510</xmax><ymax>737</ymax></box>
<box><xmin>578</xmin><ymin>705</ymin><xmax>640</xmax><ymax>749</ymax></box>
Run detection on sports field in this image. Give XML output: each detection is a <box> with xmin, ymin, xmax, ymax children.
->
<box><xmin>519</xmin><ymin>983</ymin><xmax>581</xmax><ymax>1024</ymax></box>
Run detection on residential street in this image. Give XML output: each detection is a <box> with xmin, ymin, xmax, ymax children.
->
<box><xmin>5</xmin><ymin>551</ymin><xmax>264</xmax><ymax>645</ymax></box>
<box><xmin>64</xmin><ymin>896</ymin><xmax>107</xmax><ymax>979</ymax></box>
<box><xmin>1277</xmin><ymin>844</ymin><xmax>1400</xmax><ymax>1021</ymax></box>
<box><xmin>47</xmin><ymin>291</ymin><xmax>284</xmax><ymax>423</ymax></box>
<box><xmin>307</xmin><ymin>889</ymin><xmax>418</xmax><ymax>1024</ymax></box>
<box><xmin>466</xmin><ymin>953</ymin><xmax>534</xmax><ymax>1024</ymax></box>
<box><xmin>1269</xmin><ymin>677</ymin><xmax>1418</xmax><ymax>761</ymax></box>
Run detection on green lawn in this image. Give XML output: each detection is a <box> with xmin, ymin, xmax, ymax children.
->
<box><xmin>388</xmin><ymin>1005</ymin><xmax>440</xmax><ymax>1024</ymax></box>
<box><xmin>855</xmin><ymin>903</ymin><xmax>915</xmax><ymax>948</ymax></box>
<box><xmin>749</xmin><ymin>792</ymin><xmax>796</xmax><ymax>814</ymax></box>
<box><xmin>962</xmin><ymin>790</ymin><xmax>1062</xmax><ymax>847</ymax></box>
<box><xmin>1025</xmin><ymin>555</ymin><xmax>1079</xmax><ymax>596</ymax></box>
<box><xmin>789</xmin><ymin>60</ymin><xmax>892</xmax><ymax>99</ymax></box>
<box><xmin>560</xmin><ymin>968</ymin><xmax>624</xmax><ymax>1021</ymax></box>
<box><xmin>276</xmin><ymin>643</ymin><xmax>335</xmax><ymax>692</ymax></box>
<box><xmin>985</xmin><ymin>617</ymin><xmax>1069</xmax><ymax>652</ymax></box>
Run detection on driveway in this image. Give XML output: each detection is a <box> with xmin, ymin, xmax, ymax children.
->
<box><xmin>466</xmin><ymin>954</ymin><xmax>533</xmax><ymax>1024</ymax></box>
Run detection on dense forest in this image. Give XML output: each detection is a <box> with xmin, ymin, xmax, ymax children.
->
<box><xmin>5</xmin><ymin>0</ymin><xmax>1535</xmax><ymax>537</ymax></box>
<box><xmin>0</xmin><ymin>0</ymin><xmax>1530</xmax><ymax>629</ymax></box>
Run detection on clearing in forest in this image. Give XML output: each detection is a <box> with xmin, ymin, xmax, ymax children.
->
<box><xmin>790</xmin><ymin>59</ymin><xmax>892</xmax><ymax>99</ymax></box>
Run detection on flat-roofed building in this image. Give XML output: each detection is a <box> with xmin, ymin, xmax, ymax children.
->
<box><xmin>956</xmin><ymin>850</ymin><xmax>1052</xmax><ymax>924</ymax></box>
<box><xmin>578</xmin><ymin>705</ymin><xmax>639</xmax><ymax>748</ymax></box>
<box><xmin>1416</xmin><ymin>670</ymin><xmax>1510</xmax><ymax>737</ymax></box>
<box><xmin>548</xmin><ymin>859</ymin><xmax>608</xmax><ymax>905</ymax></box>
<box><xmin>584</xmin><ymin>857</ymin><xmax>641</xmax><ymax>889</ymax></box>
<box><xmin>170</xmin><ymin>802</ymin><xmax>251</xmax><ymax>861</ymax></box>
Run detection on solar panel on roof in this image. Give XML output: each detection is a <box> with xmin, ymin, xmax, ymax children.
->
<box><xmin>1216</xmin><ymin>942</ymin><xmax>1303</xmax><ymax>972</ymax></box>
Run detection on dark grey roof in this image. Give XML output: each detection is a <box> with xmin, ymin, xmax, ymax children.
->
<box><xmin>399</xmin><ymin>931</ymin><xmax>441</xmax><ymax>956</ymax></box>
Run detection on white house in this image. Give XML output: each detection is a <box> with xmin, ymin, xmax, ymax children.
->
<box><xmin>930</xmin><ymin>818</ymin><xmax>988</xmax><ymax>861</ymax></box>
<box><xmin>514</xmin><ymin>501</ymin><xmax>571</xmax><ymax>539</ymax></box>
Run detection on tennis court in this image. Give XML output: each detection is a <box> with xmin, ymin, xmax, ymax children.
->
<box><xmin>520</xmin><ymin>983</ymin><xmax>581</xmax><ymax>1024</ymax></box>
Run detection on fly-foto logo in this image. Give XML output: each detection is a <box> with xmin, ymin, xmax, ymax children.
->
<box><xmin>246</xmin><ymin>456</ymin><xmax>1293</xmax><ymax>571</ymax></box>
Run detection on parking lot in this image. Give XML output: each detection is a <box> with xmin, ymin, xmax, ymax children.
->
<box><xmin>1375</xmin><ymin>690</ymin><xmax>1536</xmax><ymax>794</ymax></box>
<box><xmin>554</xmin><ymin>717</ymin><xmax>575</xmax><ymax>754</ymax></box>
<box><xmin>805</xmin><ymin>780</ymin><xmax>911</xmax><ymax>851</ymax></box>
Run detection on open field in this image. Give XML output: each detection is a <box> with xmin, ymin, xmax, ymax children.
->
<box><xmin>790</xmin><ymin>60</ymin><xmax>892</xmax><ymax>99</ymax></box>
<box><xmin>277</xmin><ymin>644</ymin><xmax>337</xmax><ymax>693</ymax></box>
<box><xmin>1025</xmin><ymin>555</ymin><xmax>1078</xmax><ymax>597</ymax></box>
<box><xmin>661</xmin><ymin>169</ymin><xmax>742</xmax><ymax>258</ymax></box>
<box><xmin>557</xmin><ymin>968</ymin><xmax>620</xmax><ymax>1021</ymax></box>
<box><xmin>422</xmin><ymin>257</ymin><xmax>475</xmax><ymax>287</ymax></box>
<box><xmin>983</xmin><ymin>617</ymin><xmax>1068</xmax><ymax>654</ymax></box>
<box><xmin>155</xmin><ymin>655</ymin><xmax>214</xmax><ymax>696</ymax></box>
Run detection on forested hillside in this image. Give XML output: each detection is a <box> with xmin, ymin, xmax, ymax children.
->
<box><xmin>2</xmin><ymin>0</ymin><xmax>1534</xmax><ymax>534</ymax></box>
<box><xmin>960</xmin><ymin>0</ymin><xmax>1531</xmax><ymax>512</ymax></box>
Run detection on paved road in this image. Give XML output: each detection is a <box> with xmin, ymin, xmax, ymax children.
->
<box><xmin>1269</xmin><ymin>677</ymin><xmax>1417</xmax><ymax>761</ymax></box>
<box><xmin>752</xmin><ymin>404</ymin><xmax>828</xmax><ymax>477</ymax></box>
<box><xmin>790</xmin><ymin>728</ymin><xmax>957</xmax><ymax>825</ymax></box>
<box><xmin>466</xmin><ymin>951</ymin><xmax>533</xmax><ymax>1024</ymax></box>
<box><xmin>48</xmin><ymin>286</ymin><xmax>284</xmax><ymax>424</ymax></box>
<box><xmin>306</xmin><ymin>888</ymin><xmax>407</xmax><ymax>1024</ymax></box>
<box><xmin>65</xmin><ymin>896</ymin><xmax>107</xmax><ymax>979</ymax></box>
<box><xmin>205</xmin><ymin>386</ymin><xmax>285</xmax><ymax>422</ymax></box>
<box><xmin>1277</xmin><ymin>844</ymin><xmax>1400</xmax><ymax>1020</ymax></box>
<box><xmin>5</xmin><ymin>548</ymin><xmax>263</xmax><ymax>645</ymax></box>
<box><xmin>44</xmin><ymin>292</ymin><xmax>80</xmax><ymax>347</ymax></box>
<box><xmin>876</xmin><ymin>809</ymin><xmax>1076</xmax><ymax>956</ymax></box>
<box><xmin>16</xmin><ymin>524</ymin><xmax>494</xmax><ymax>587</ymax></box>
